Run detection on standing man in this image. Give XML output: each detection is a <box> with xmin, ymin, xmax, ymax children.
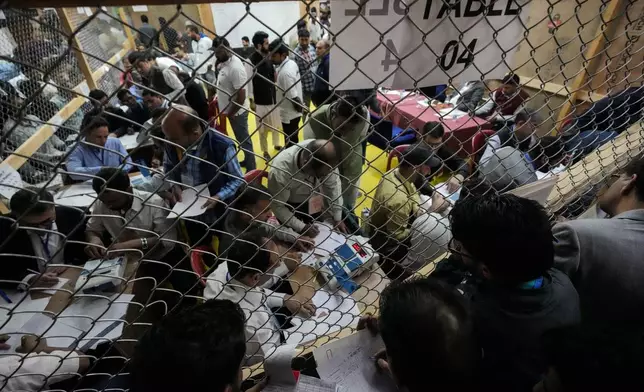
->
<box><xmin>303</xmin><ymin>96</ymin><xmax>368</xmax><ymax>210</ymax></box>
<box><xmin>292</xmin><ymin>29</ymin><xmax>317</xmax><ymax>123</ymax></box>
<box><xmin>185</xmin><ymin>25</ymin><xmax>212</xmax><ymax>78</ymax></box>
<box><xmin>158</xmin><ymin>17</ymin><xmax>178</xmax><ymax>49</ymax></box>
<box><xmin>213</xmin><ymin>37</ymin><xmax>256</xmax><ymax>171</ymax></box>
<box><xmin>269</xmin><ymin>39</ymin><xmax>304</xmax><ymax>148</ymax></box>
<box><xmin>249</xmin><ymin>31</ymin><xmax>281</xmax><ymax>161</ymax></box>
<box><xmin>138</xmin><ymin>15</ymin><xmax>159</xmax><ymax>48</ymax></box>
<box><xmin>240</xmin><ymin>36</ymin><xmax>254</xmax><ymax>58</ymax></box>
<box><xmin>312</xmin><ymin>39</ymin><xmax>333</xmax><ymax>107</ymax></box>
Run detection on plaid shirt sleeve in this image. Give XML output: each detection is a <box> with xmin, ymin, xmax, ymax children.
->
<box><xmin>215</xmin><ymin>144</ymin><xmax>244</xmax><ymax>201</ymax></box>
<box><xmin>293</xmin><ymin>47</ymin><xmax>316</xmax><ymax>93</ymax></box>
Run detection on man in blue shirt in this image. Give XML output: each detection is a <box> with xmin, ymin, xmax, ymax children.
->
<box><xmin>66</xmin><ymin>117</ymin><xmax>133</xmax><ymax>181</ymax></box>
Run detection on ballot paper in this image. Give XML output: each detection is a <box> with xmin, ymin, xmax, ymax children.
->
<box><xmin>167</xmin><ymin>184</ymin><xmax>210</xmax><ymax>218</ymax></box>
<box><xmin>55</xmin><ymin>182</ymin><xmax>95</xmax><ymax>199</ymax></box>
<box><xmin>284</xmin><ymin>290</ymin><xmax>360</xmax><ymax>346</ymax></box>
<box><xmin>119</xmin><ymin>133</ymin><xmax>140</xmax><ymax>150</ymax></box>
<box><xmin>508</xmin><ymin>174</ymin><xmax>558</xmax><ymax>206</ymax></box>
<box><xmin>314</xmin><ymin>331</ymin><xmax>397</xmax><ymax>392</ymax></box>
<box><xmin>311</xmin><ymin>224</ymin><xmax>348</xmax><ymax>256</ymax></box>
<box><xmin>0</xmin><ymin>298</ymin><xmax>50</xmax><ymax>350</ymax></box>
<box><xmin>0</xmin><ymin>164</ymin><xmax>23</xmax><ymax>199</ymax></box>
<box><xmin>296</xmin><ymin>375</ymin><xmax>339</xmax><ymax>392</ymax></box>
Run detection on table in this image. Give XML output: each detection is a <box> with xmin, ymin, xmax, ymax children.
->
<box><xmin>377</xmin><ymin>91</ymin><xmax>492</xmax><ymax>155</ymax></box>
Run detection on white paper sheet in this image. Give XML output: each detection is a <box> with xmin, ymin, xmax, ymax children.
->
<box><xmin>55</xmin><ymin>183</ymin><xmax>96</xmax><ymax>199</ymax></box>
<box><xmin>264</xmin><ymin>344</ymin><xmax>297</xmax><ymax>386</ymax></box>
<box><xmin>314</xmin><ymin>331</ymin><xmax>397</xmax><ymax>392</ymax></box>
<box><xmin>119</xmin><ymin>133</ymin><xmax>140</xmax><ymax>150</ymax></box>
<box><xmin>311</xmin><ymin>224</ymin><xmax>347</xmax><ymax>256</ymax></box>
<box><xmin>296</xmin><ymin>374</ymin><xmax>338</xmax><ymax>392</ymax></box>
<box><xmin>284</xmin><ymin>290</ymin><xmax>360</xmax><ymax>346</ymax></box>
<box><xmin>435</xmin><ymin>182</ymin><xmax>461</xmax><ymax>202</ymax></box>
<box><xmin>0</xmin><ymin>164</ymin><xmax>23</xmax><ymax>199</ymax></box>
<box><xmin>0</xmin><ymin>299</ymin><xmax>50</xmax><ymax>350</ymax></box>
<box><xmin>167</xmin><ymin>184</ymin><xmax>210</xmax><ymax>218</ymax></box>
<box><xmin>53</xmin><ymin>195</ymin><xmax>97</xmax><ymax>208</ymax></box>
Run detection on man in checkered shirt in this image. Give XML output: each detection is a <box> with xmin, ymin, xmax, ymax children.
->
<box><xmin>291</xmin><ymin>28</ymin><xmax>318</xmax><ymax>123</ymax></box>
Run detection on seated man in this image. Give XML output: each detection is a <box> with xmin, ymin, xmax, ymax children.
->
<box><xmin>440</xmin><ymin>80</ymin><xmax>486</xmax><ymax>112</ymax></box>
<box><xmin>205</xmin><ymin>232</ymin><xmax>315</xmax><ymax>363</ymax></box>
<box><xmin>159</xmin><ymin>105</ymin><xmax>244</xmax><ymax>244</ymax></box>
<box><xmin>553</xmin><ymin>155</ymin><xmax>644</xmax><ymax>323</ymax></box>
<box><xmin>85</xmin><ymin>89</ymin><xmax>133</xmax><ymax>137</ymax></box>
<box><xmin>130</xmin><ymin>299</ymin><xmax>266</xmax><ymax>392</ymax></box>
<box><xmin>417</xmin><ymin>122</ymin><xmax>470</xmax><ymax>193</ymax></box>
<box><xmin>142</xmin><ymin>89</ymin><xmax>169</xmax><ymax>112</ymax></box>
<box><xmin>528</xmin><ymin>136</ymin><xmax>567</xmax><ymax>176</ymax></box>
<box><xmin>368</xmin><ymin>146</ymin><xmax>448</xmax><ymax>280</ymax></box>
<box><xmin>303</xmin><ymin>96</ymin><xmax>369</xmax><ymax>209</ymax></box>
<box><xmin>0</xmin><ymin>190</ymin><xmax>87</xmax><ymax>289</ymax></box>
<box><xmin>117</xmin><ymin>89</ymin><xmax>151</xmax><ymax>130</ymax></box>
<box><xmin>268</xmin><ymin>139</ymin><xmax>348</xmax><ymax>235</ymax></box>
<box><xmin>450</xmin><ymin>193</ymin><xmax>580</xmax><ymax>391</ymax></box>
<box><xmin>478</xmin><ymin>109</ymin><xmax>540</xmax><ymax>191</ymax></box>
<box><xmin>475</xmin><ymin>73</ymin><xmax>530</xmax><ymax>123</ymax></box>
<box><xmin>85</xmin><ymin>168</ymin><xmax>196</xmax><ymax>303</ymax></box>
<box><xmin>359</xmin><ymin>278</ymin><xmax>479</xmax><ymax>392</ymax></box>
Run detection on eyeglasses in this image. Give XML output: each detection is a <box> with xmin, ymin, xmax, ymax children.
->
<box><xmin>447</xmin><ymin>238</ymin><xmax>468</xmax><ymax>258</ymax></box>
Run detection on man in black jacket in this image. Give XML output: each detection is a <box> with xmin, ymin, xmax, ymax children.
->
<box><xmin>0</xmin><ymin>190</ymin><xmax>88</xmax><ymax>289</ymax></box>
<box><xmin>449</xmin><ymin>193</ymin><xmax>580</xmax><ymax>392</ymax></box>
<box><xmin>249</xmin><ymin>31</ymin><xmax>281</xmax><ymax>160</ymax></box>
<box><xmin>417</xmin><ymin>121</ymin><xmax>470</xmax><ymax>193</ymax></box>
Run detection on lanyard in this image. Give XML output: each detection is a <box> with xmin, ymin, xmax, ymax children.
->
<box><xmin>91</xmin><ymin>148</ymin><xmax>104</xmax><ymax>166</ymax></box>
<box><xmin>40</xmin><ymin>232</ymin><xmax>52</xmax><ymax>261</ymax></box>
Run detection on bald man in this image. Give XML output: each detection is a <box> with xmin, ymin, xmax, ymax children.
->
<box><xmin>268</xmin><ymin>139</ymin><xmax>347</xmax><ymax>234</ymax></box>
<box><xmin>312</xmin><ymin>39</ymin><xmax>333</xmax><ymax>107</ymax></box>
<box><xmin>159</xmin><ymin>105</ymin><xmax>244</xmax><ymax>241</ymax></box>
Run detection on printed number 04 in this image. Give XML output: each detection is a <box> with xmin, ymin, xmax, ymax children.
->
<box><xmin>381</xmin><ymin>38</ymin><xmax>478</xmax><ymax>72</ymax></box>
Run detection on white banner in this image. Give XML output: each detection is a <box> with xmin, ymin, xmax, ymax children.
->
<box><xmin>330</xmin><ymin>0</ymin><xmax>530</xmax><ymax>90</ymax></box>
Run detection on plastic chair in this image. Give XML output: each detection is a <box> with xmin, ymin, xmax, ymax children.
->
<box><xmin>369</xmin><ymin>114</ymin><xmax>418</xmax><ymax>151</ymax></box>
<box><xmin>386</xmin><ymin>144</ymin><xmax>411</xmax><ymax>171</ymax></box>
<box><xmin>190</xmin><ymin>245</ymin><xmax>214</xmax><ymax>287</ymax></box>
<box><xmin>244</xmin><ymin>169</ymin><xmax>268</xmax><ymax>184</ymax></box>
<box><xmin>470</xmin><ymin>129</ymin><xmax>496</xmax><ymax>171</ymax></box>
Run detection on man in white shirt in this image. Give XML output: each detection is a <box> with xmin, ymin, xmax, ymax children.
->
<box><xmin>185</xmin><ymin>25</ymin><xmax>212</xmax><ymax>76</ymax></box>
<box><xmin>269</xmin><ymin>39</ymin><xmax>304</xmax><ymax>149</ymax></box>
<box><xmin>85</xmin><ymin>168</ymin><xmax>196</xmax><ymax>301</ymax></box>
<box><xmin>213</xmin><ymin>36</ymin><xmax>256</xmax><ymax>171</ymax></box>
<box><xmin>204</xmin><ymin>231</ymin><xmax>315</xmax><ymax>364</ymax></box>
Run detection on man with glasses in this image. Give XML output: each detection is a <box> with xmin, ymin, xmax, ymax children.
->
<box><xmin>0</xmin><ymin>190</ymin><xmax>88</xmax><ymax>289</ymax></box>
<box><xmin>554</xmin><ymin>155</ymin><xmax>644</xmax><ymax>323</ymax></box>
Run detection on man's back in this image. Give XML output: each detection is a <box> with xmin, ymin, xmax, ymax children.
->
<box><xmin>553</xmin><ymin>209</ymin><xmax>644</xmax><ymax>322</ymax></box>
<box><xmin>471</xmin><ymin>268</ymin><xmax>580</xmax><ymax>391</ymax></box>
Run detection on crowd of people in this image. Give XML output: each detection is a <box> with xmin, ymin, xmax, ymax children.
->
<box><xmin>1</xmin><ymin>5</ymin><xmax>644</xmax><ymax>392</ymax></box>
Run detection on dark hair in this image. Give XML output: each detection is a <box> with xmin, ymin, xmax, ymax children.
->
<box><xmin>422</xmin><ymin>122</ymin><xmax>445</xmax><ymax>139</ymax></box>
<box><xmin>450</xmin><ymin>193</ymin><xmax>554</xmax><ymax>282</ymax></box>
<box><xmin>380</xmin><ymin>278</ymin><xmax>478</xmax><ymax>391</ymax></box>
<box><xmin>186</xmin><ymin>25</ymin><xmax>199</xmax><ymax>35</ymax></box>
<box><xmin>400</xmin><ymin>145</ymin><xmax>433</xmax><ymax>168</ymax></box>
<box><xmin>142</xmin><ymin>89</ymin><xmax>161</xmax><ymax>98</ymax></box>
<box><xmin>140</xmin><ymin>15</ymin><xmax>149</xmax><ymax>23</ymax></box>
<box><xmin>88</xmin><ymin>89</ymin><xmax>108</xmax><ymax>102</ymax></box>
<box><xmin>150</xmin><ymin>107</ymin><xmax>167</xmax><ymax>121</ymax></box>
<box><xmin>130</xmin><ymin>299</ymin><xmax>246</xmax><ymax>392</ymax></box>
<box><xmin>232</xmin><ymin>185</ymin><xmax>271</xmax><ymax>212</ymax></box>
<box><xmin>127</xmin><ymin>51</ymin><xmax>150</xmax><ymax>65</ymax></box>
<box><xmin>297</xmin><ymin>28</ymin><xmax>310</xmax><ymax>38</ymax></box>
<box><xmin>514</xmin><ymin>108</ymin><xmax>540</xmax><ymax>124</ymax></box>
<box><xmin>542</xmin><ymin>325</ymin><xmax>644</xmax><ymax>392</ymax></box>
<box><xmin>158</xmin><ymin>17</ymin><xmax>167</xmax><ymax>24</ymax></box>
<box><xmin>623</xmin><ymin>154</ymin><xmax>644</xmax><ymax>201</ymax></box>
<box><xmin>311</xmin><ymin>6</ymin><xmax>317</xmax><ymax>12</ymax></box>
<box><xmin>296</xmin><ymin>20</ymin><xmax>307</xmax><ymax>29</ymax></box>
<box><xmin>82</xmin><ymin>116</ymin><xmax>110</xmax><ymax>136</ymax></box>
<box><xmin>241</xmin><ymin>36</ymin><xmax>249</xmax><ymax>42</ymax></box>
<box><xmin>212</xmin><ymin>36</ymin><xmax>230</xmax><ymax>49</ymax></box>
<box><xmin>252</xmin><ymin>31</ymin><xmax>269</xmax><ymax>48</ymax></box>
<box><xmin>502</xmin><ymin>73</ymin><xmax>520</xmax><ymax>86</ymax></box>
<box><xmin>529</xmin><ymin>136</ymin><xmax>564</xmax><ymax>171</ymax></box>
<box><xmin>116</xmin><ymin>89</ymin><xmax>131</xmax><ymax>101</ymax></box>
<box><xmin>92</xmin><ymin>167</ymin><xmax>131</xmax><ymax>194</ymax></box>
<box><xmin>333</xmin><ymin>96</ymin><xmax>364</xmax><ymax>125</ymax></box>
<box><xmin>226</xmin><ymin>231</ymin><xmax>272</xmax><ymax>280</ymax></box>
<box><xmin>268</xmin><ymin>39</ymin><xmax>289</xmax><ymax>55</ymax></box>
<box><xmin>10</xmin><ymin>189</ymin><xmax>54</xmax><ymax>217</ymax></box>
<box><xmin>460</xmin><ymin>177</ymin><xmax>494</xmax><ymax>199</ymax></box>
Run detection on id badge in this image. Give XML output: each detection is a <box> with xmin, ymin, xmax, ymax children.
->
<box><xmin>308</xmin><ymin>194</ymin><xmax>324</xmax><ymax>215</ymax></box>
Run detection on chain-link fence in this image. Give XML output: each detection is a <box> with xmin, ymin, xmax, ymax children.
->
<box><xmin>0</xmin><ymin>0</ymin><xmax>642</xmax><ymax>390</ymax></box>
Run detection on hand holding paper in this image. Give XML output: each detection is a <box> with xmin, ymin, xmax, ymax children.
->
<box><xmin>167</xmin><ymin>184</ymin><xmax>210</xmax><ymax>218</ymax></box>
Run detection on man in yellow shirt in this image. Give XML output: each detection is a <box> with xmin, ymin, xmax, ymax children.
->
<box><xmin>369</xmin><ymin>146</ymin><xmax>447</xmax><ymax>280</ymax></box>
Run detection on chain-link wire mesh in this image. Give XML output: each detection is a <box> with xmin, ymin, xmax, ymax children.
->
<box><xmin>0</xmin><ymin>0</ymin><xmax>642</xmax><ymax>390</ymax></box>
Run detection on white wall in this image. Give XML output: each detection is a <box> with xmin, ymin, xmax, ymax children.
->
<box><xmin>211</xmin><ymin>1</ymin><xmax>301</xmax><ymax>47</ymax></box>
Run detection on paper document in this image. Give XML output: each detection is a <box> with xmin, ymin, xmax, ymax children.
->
<box><xmin>262</xmin><ymin>344</ymin><xmax>297</xmax><ymax>392</ymax></box>
<box><xmin>438</xmin><ymin>108</ymin><xmax>468</xmax><ymax>119</ymax></box>
<box><xmin>435</xmin><ymin>182</ymin><xmax>461</xmax><ymax>202</ymax></box>
<box><xmin>119</xmin><ymin>133</ymin><xmax>139</xmax><ymax>150</ymax></box>
<box><xmin>0</xmin><ymin>164</ymin><xmax>23</xmax><ymax>199</ymax></box>
<box><xmin>285</xmin><ymin>290</ymin><xmax>360</xmax><ymax>346</ymax></box>
<box><xmin>314</xmin><ymin>331</ymin><xmax>397</xmax><ymax>392</ymax></box>
<box><xmin>296</xmin><ymin>375</ymin><xmax>338</xmax><ymax>392</ymax></box>
<box><xmin>167</xmin><ymin>184</ymin><xmax>210</xmax><ymax>218</ymax></box>
<box><xmin>311</xmin><ymin>224</ymin><xmax>347</xmax><ymax>256</ymax></box>
<box><xmin>0</xmin><ymin>299</ymin><xmax>50</xmax><ymax>350</ymax></box>
<box><xmin>508</xmin><ymin>175</ymin><xmax>558</xmax><ymax>206</ymax></box>
<box><xmin>55</xmin><ymin>182</ymin><xmax>95</xmax><ymax>199</ymax></box>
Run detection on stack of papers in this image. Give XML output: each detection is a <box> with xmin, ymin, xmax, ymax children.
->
<box><xmin>167</xmin><ymin>184</ymin><xmax>210</xmax><ymax>218</ymax></box>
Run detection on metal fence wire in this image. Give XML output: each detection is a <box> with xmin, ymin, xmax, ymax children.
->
<box><xmin>0</xmin><ymin>0</ymin><xmax>642</xmax><ymax>390</ymax></box>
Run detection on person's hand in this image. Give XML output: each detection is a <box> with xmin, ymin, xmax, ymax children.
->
<box><xmin>285</xmin><ymin>297</ymin><xmax>316</xmax><ymax>318</ymax></box>
<box><xmin>302</xmin><ymin>224</ymin><xmax>320</xmax><ymax>238</ymax></box>
<box><xmin>0</xmin><ymin>334</ymin><xmax>10</xmax><ymax>350</ymax></box>
<box><xmin>108</xmin><ymin>132</ymin><xmax>118</xmax><ymax>138</ymax></box>
<box><xmin>202</xmin><ymin>195</ymin><xmax>221</xmax><ymax>210</ymax></box>
<box><xmin>246</xmin><ymin>377</ymin><xmax>268</xmax><ymax>392</ymax></box>
<box><xmin>446</xmin><ymin>175</ymin><xmax>463</xmax><ymax>193</ymax></box>
<box><xmin>29</xmin><ymin>272</ymin><xmax>59</xmax><ymax>288</ymax></box>
<box><xmin>372</xmin><ymin>348</ymin><xmax>392</xmax><ymax>376</ymax></box>
<box><xmin>171</xmin><ymin>185</ymin><xmax>183</xmax><ymax>203</ymax></box>
<box><xmin>357</xmin><ymin>313</ymin><xmax>380</xmax><ymax>335</ymax></box>
<box><xmin>335</xmin><ymin>220</ymin><xmax>348</xmax><ymax>234</ymax></box>
<box><xmin>84</xmin><ymin>237</ymin><xmax>105</xmax><ymax>259</ymax></box>
<box><xmin>295</xmin><ymin>236</ymin><xmax>315</xmax><ymax>251</ymax></box>
<box><xmin>430</xmin><ymin>193</ymin><xmax>449</xmax><ymax>214</ymax></box>
<box><xmin>250</xmin><ymin>99</ymin><xmax>257</xmax><ymax>112</ymax></box>
<box><xmin>17</xmin><ymin>335</ymin><xmax>48</xmax><ymax>354</ymax></box>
